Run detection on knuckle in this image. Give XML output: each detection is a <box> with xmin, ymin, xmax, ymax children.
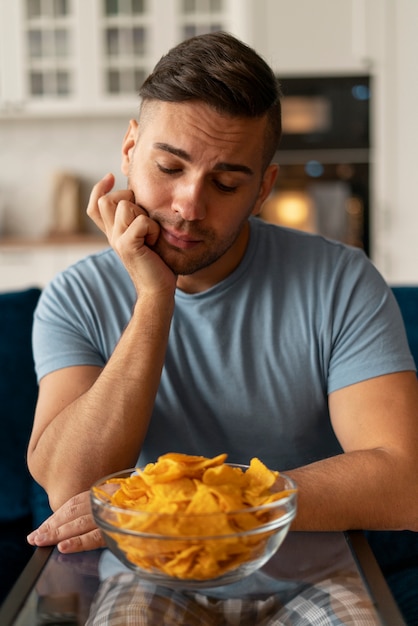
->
<box><xmin>72</xmin><ymin>535</ymin><xmax>84</xmax><ymax>550</ymax></box>
<box><xmin>74</xmin><ymin>515</ymin><xmax>87</xmax><ymax>532</ymax></box>
<box><xmin>67</xmin><ymin>501</ymin><xmax>81</xmax><ymax>521</ymax></box>
<box><xmin>65</xmin><ymin>528</ymin><xmax>103</xmax><ymax>553</ymax></box>
<box><xmin>117</xmin><ymin>199</ymin><xmax>138</xmax><ymax>219</ymax></box>
<box><xmin>65</xmin><ymin>493</ymin><xmax>89</xmax><ymax>521</ymax></box>
<box><xmin>92</xmin><ymin>528</ymin><xmax>106</xmax><ymax>547</ymax></box>
<box><xmin>96</xmin><ymin>194</ymin><xmax>109</xmax><ymax>211</ymax></box>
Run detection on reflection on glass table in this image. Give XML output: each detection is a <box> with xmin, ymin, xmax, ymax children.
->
<box><xmin>0</xmin><ymin>531</ymin><xmax>406</xmax><ymax>625</ymax></box>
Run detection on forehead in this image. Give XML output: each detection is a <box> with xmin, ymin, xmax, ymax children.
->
<box><xmin>138</xmin><ymin>100</ymin><xmax>267</xmax><ymax>165</ymax></box>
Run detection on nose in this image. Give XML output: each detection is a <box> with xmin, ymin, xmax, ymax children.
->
<box><xmin>171</xmin><ymin>179</ymin><xmax>206</xmax><ymax>221</ymax></box>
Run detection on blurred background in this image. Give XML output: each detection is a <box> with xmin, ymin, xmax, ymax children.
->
<box><xmin>0</xmin><ymin>0</ymin><xmax>417</xmax><ymax>289</ymax></box>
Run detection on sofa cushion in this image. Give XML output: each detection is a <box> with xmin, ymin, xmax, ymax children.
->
<box><xmin>392</xmin><ymin>286</ymin><xmax>418</xmax><ymax>369</ymax></box>
<box><xmin>0</xmin><ymin>287</ymin><xmax>50</xmax><ymax>523</ymax></box>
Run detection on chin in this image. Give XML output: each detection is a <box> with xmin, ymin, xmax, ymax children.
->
<box><xmin>159</xmin><ymin>250</ymin><xmax>215</xmax><ymax>277</ymax></box>
<box><xmin>152</xmin><ymin>241</ymin><xmax>199</xmax><ymax>276</ymax></box>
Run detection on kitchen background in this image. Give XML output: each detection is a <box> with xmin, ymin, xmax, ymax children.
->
<box><xmin>0</xmin><ymin>0</ymin><xmax>417</xmax><ymax>289</ymax></box>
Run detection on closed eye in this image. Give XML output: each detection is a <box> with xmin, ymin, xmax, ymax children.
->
<box><xmin>157</xmin><ymin>162</ymin><xmax>237</xmax><ymax>192</ymax></box>
<box><xmin>157</xmin><ymin>163</ymin><xmax>182</xmax><ymax>174</ymax></box>
<box><xmin>214</xmin><ymin>180</ymin><xmax>238</xmax><ymax>193</ymax></box>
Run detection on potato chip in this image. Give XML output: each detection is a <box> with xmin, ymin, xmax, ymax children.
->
<box><xmin>96</xmin><ymin>453</ymin><xmax>295</xmax><ymax>580</ymax></box>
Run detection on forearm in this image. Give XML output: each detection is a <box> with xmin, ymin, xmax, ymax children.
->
<box><xmin>287</xmin><ymin>447</ymin><xmax>418</xmax><ymax>532</ymax></box>
<box><xmin>286</xmin><ymin>449</ymin><xmax>418</xmax><ymax>531</ymax></box>
<box><xmin>292</xmin><ymin>373</ymin><xmax>418</xmax><ymax>532</ymax></box>
<box><xmin>28</xmin><ymin>291</ymin><xmax>174</xmax><ymax>509</ymax></box>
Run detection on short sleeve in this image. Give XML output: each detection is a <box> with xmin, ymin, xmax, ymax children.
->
<box><xmin>327</xmin><ymin>251</ymin><xmax>415</xmax><ymax>393</ymax></box>
<box><xmin>32</xmin><ymin>273</ymin><xmax>106</xmax><ymax>382</ymax></box>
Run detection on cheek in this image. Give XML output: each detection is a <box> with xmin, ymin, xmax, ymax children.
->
<box><xmin>129</xmin><ymin>165</ymin><xmax>169</xmax><ymax>208</ymax></box>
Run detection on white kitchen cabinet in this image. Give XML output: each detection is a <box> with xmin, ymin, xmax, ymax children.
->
<box><xmin>0</xmin><ymin>237</ymin><xmax>107</xmax><ymax>290</ymax></box>
<box><xmin>0</xmin><ymin>0</ymin><xmax>232</xmax><ymax>118</ymax></box>
<box><xmin>0</xmin><ymin>0</ymin><xmax>378</xmax><ymax>118</ymax></box>
<box><xmin>0</xmin><ymin>0</ymin><xmax>77</xmax><ymax>116</ymax></box>
<box><xmin>248</xmin><ymin>0</ymin><xmax>376</xmax><ymax>76</ymax></box>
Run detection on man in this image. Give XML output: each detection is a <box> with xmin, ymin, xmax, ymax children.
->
<box><xmin>27</xmin><ymin>32</ymin><xmax>418</xmax><ymax>555</ymax></box>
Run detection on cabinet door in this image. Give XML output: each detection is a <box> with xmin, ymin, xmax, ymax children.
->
<box><xmin>0</xmin><ymin>247</ymin><xmax>54</xmax><ymax>290</ymax></box>
<box><xmin>0</xmin><ymin>0</ymin><xmax>87</xmax><ymax>115</ymax></box>
<box><xmin>0</xmin><ymin>0</ymin><xmax>233</xmax><ymax>117</ymax></box>
<box><xmin>83</xmin><ymin>0</ymin><xmax>232</xmax><ymax>113</ymax></box>
<box><xmin>0</xmin><ymin>242</ymin><xmax>107</xmax><ymax>290</ymax></box>
<box><xmin>81</xmin><ymin>0</ymin><xmax>170</xmax><ymax>114</ymax></box>
<box><xmin>253</xmin><ymin>0</ymin><xmax>373</xmax><ymax>75</ymax></box>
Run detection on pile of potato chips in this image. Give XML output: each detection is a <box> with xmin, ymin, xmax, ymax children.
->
<box><xmin>95</xmin><ymin>453</ymin><xmax>295</xmax><ymax>580</ymax></box>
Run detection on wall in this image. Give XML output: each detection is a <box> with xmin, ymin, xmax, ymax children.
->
<box><xmin>0</xmin><ymin>115</ymin><xmax>131</xmax><ymax>237</ymax></box>
<box><xmin>376</xmin><ymin>0</ymin><xmax>418</xmax><ymax>283</ymax></box>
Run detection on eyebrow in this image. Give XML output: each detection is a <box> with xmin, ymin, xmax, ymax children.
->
<box><xmin>153</xmin><ymin>142</ymin><xmax>254</xmax><ymax>176</ymax></box>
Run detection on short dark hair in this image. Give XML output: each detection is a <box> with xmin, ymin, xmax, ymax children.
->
<box><xmin>139</xmin><ymin>31</ymin><xmax>282</xmax><ymax>169</ymax></box>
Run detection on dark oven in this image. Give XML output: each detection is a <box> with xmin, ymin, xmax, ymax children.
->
<box><xmin>261</xmin><ymin>76</ymin><xmax>371</xmax><ymax>254</ymax></box>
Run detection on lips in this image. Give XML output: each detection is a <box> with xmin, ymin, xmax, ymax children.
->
<box><xmin>161</xmin><ymin>226</ymin><xmax>202</xmax><ymax>250</ymax></box>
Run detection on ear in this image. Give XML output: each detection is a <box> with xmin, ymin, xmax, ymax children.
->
<box><xmin>251</xmin><ymin>164</ymin><xmax>279</xmax><ymax>216</ymax></box>
<box><xmin>121</xmin><ymin>119</ymin><xmax>139</xmax><ymax>176</ymax></box>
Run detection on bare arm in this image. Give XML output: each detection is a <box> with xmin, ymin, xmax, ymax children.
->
<box><xmin>28</xmin><ymin>174</ymin><xmax>176</xmax><ymax>510</ymax></box>
<box><xmin>288</xmin><ymin>371</ymin><xmax>418</xmax><ymax>531</ymax></box>
<box><xmin>28</xmin><ymin>371</ymin><xmax>418</xmax><ymax>554</ymax></box>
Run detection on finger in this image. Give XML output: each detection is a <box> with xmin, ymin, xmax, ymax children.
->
<box><xmin>57</xmin><ymin>527</ymin><xmax>106</xmax><ymax>554</ymax></box>
<box><xmin>113</xmin><ymin>206</ymin><xmax>160</xmax><ymax>250</ymax></box>
<box><xmin>111</xmin><ymin>198</ymin><xmax>143</xmax><ymax>240</ymax></box>
<box><xmin>97</xmin><ymin>191</ymin><xmax>138</xmax><ymax>241</ymax></box>
<box><xmin>29</xmin><ymin>510</ymin><xmax>97</xmax><ymax>545</ymax></box>
<box><xmin>131</xmin><ymin>213</ymin><xmax>161</xmax><ymax>248</ymax></box>
<box><xmin>86</xmin><ymin>173</ymin><xmax>116</xmax><ymax>231</ymax></box>
<box><xmin>27</xmin><ymin>491</ymin><xmax>93</xmax><ymax>545</ymax></box>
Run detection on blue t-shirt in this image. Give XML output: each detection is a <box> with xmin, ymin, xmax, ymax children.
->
<box><xmin>33</xmin><ymin>219</ymin><xmax>415</xmax><ymax>470</ymax></box>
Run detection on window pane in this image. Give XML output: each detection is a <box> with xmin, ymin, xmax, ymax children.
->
<box><xmin>119</xmin><ymin>69</ymin><xmax>133</xmax><ymax>92</ymax></box>
<box><xmin>55</xmin><ymin>29</ymin><xmax>69</xmax><ymax>56</ymax></box>
<box><xmin>105</xmin><ymin>0</ymin><xmax>119</xmax><ymax>16</ymax></box>
<box><xmin>134</xmin><ymin>68</ymin><xmax>146</xmax><ymax>90</ymax></box>
<box><xmin>28</xmin><ymin>30</ymin><xmax>43</xmax><ymax>57</ymax></box>
<box><xmin>210</xmin><ymin>0</ymin><xmax>222</xmax><ymax>12</ymax></box>
<box><xmin>53</xmin><ymin>0</ymin><xmax>69</xmax><ymax>16</ymax></box>
<box><xmin>26</xmin><ymin>0</ymin><xmax>42</xmax><ymax>19</ymax></box>
<box><xmin>118</xmin><ymin>0</ymin><xmax>131</xmax><ymax>15</ymax></box>
<box><xmin>183</xmin><ymin>0</ymin><xmax>196</xmax><ymax>13</ymax></box>
<box><xmin>183</xmin><ymin>25</ymin><xmax>196</xmax><ymax>39</ymax></box>
<box><xmin>133</xmin><ymin>27</ymin><xmax>145</xmax><ymax>55</ymax></box>
<box><xmin>56</xmin><ymin>70</ymin><xmax>70</xmax><ymax>95</ymax></box>
<box><xmin>107</xmin><ymin>69</ymin><xmax>120</xmax><ymax>93</ymax></box>
<box><xmin>119</xmin><ymin>28</ymin><xmax>133</xmax><ymax>55</ymax></box>
<box><xmin>30</xmin><ymin>71</ymin><xmax>44</xmax><ymax>95</ymax></box>
<box><xmin>106</xmin><ymin>28</ymin><xmax>119</xmax><ymax>56</ymax></box>
<box><xmin>43</xmin><ymin>29</ymin><xmax>55</xmax><ymax>56</ymax></box>
<box><xmin>132</xmin><ymin>0</ymin><xmax>145</xmax><ymax>14</ymax></box>
<box><xmin>43</xmin><ymin>71</ymin><xmax>56</xmax><ymax>95</ymax></box>
<box><xmin>184</xmin><ymin>23</ymin><xmax>217</xmax><ymax>37</ymax></box>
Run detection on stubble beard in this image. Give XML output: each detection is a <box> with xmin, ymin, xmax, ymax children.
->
<box><xmin>150</xmin><ymin>218</ymin><xmax>245</xmax><ymax>276</ymax></box>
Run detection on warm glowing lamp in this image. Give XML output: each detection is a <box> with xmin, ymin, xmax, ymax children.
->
<box><xmin>260</xmin><ymin>190</ymin><xmax>315</xmax><ymax>232</ymax></box>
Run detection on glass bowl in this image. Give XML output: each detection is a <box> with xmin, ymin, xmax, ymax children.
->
<box><xmin>91</xmin><ymin>465</ymin><xmax>297</xmax><ymax>589</ymax></box>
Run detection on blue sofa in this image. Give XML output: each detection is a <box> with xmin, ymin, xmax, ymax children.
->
<box><xmin>0</xmin><ymin>288</ymin><xmax>52</xmax><ymax>604</ymax></box>
<box><xmin>366</xmin><ymin>286</ymin><xmax>418</xmax><ymax>626</ymax></box>
<box><xmin>0</xmin><ymin>286</ymin><xmax>416</xmax><ymax>618</ymax></box>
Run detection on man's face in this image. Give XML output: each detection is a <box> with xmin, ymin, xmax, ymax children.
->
<box><xmin>121</xmin><ymin>100</ymin><xmax>277</xmax><ymax>283</ymax></box>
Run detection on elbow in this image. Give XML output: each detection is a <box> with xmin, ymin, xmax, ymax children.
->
<box><xmin>27</xmin><ymin>445</ymin><xmax>45</xmax><ymax>492</ymax></box>
<box><xmin>27</xmin><ymin>447</ymin><xmax>63</xmax><ymax>512</ymax></box>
